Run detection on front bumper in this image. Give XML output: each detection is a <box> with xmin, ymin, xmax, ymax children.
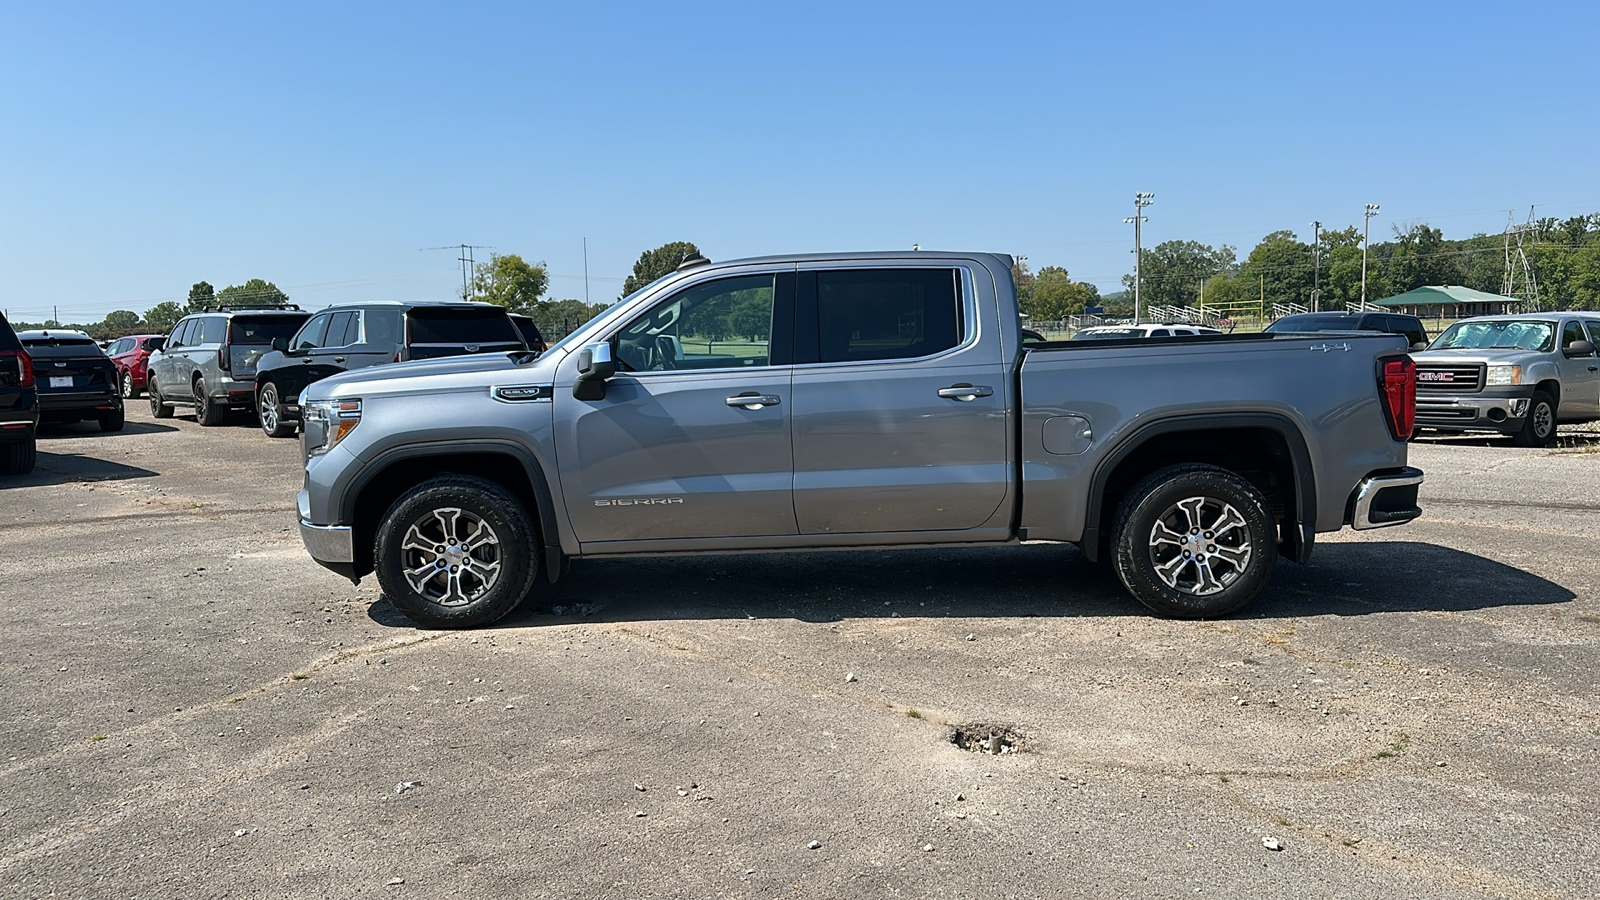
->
<box><xmin>1415</xmin><ymin>386</ymin><xmax>1535</xmax><ymax>433</ymax></box>
<box><xmin>299</xmin><ymin>488</ymin><xmax>360</xmax><ymax>582</ymax></box>
<box><xmin>1348</xmin><ymin>467</ymin><xmax>1425</xmax><ymax>530</ymax></box>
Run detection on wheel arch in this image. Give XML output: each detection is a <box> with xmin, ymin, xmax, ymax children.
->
<box><xmin>342</xmin><ymin>440</ymin><xmax>564</xmax><ymax>582</ymax></box>
<box><xmin>1079</xmin><ymin>413</ymin><xmax>1316</xmax><ymax>565</ymax></box>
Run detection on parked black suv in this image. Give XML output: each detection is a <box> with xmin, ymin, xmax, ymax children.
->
<box><xmin>148</xmin><ymin>306</ymin><xmax>311</xmax><ymax>425</ymax></box>
<box><xmin>0</xmin><ymin>311</ymin><xmax>40</xmax><ymax>474</ymax></box>
<box><xmin>17</xmin><ymin>330</ymin><xmax>123</xmax><ymax>432</ymax></box>
<box><xmin>1264</xmin><ymin>312</ymin><xmax>1430</xmax><ymax>347</ymax></box>
<box><xmin>253</xmin><ymin>301</ymin><xmax>526</xmax><ymax>437</ymax></box>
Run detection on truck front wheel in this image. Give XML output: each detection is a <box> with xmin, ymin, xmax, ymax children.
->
<box><xmin>374</xmin><ymin>475</ymin><xmax>540</xmax><ymax>629</ymax></box>
<box><xmin>1110</xmin><ymin>464</ymin><xmax>1277</xmax><ymax>618</ymax></box>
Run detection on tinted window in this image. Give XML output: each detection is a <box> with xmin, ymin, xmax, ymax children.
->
<box><xmin>293</xmin><ymin>314</ymin><xmax>332</xmax><ymax>351</ymax></box>
<box><xmin>326</xmin><ymin>312</ymin><xmax>357</xmax><ymax>347</ymax></box>
<box><xmin>407</xmin><ymin>308</ymin><xmax>521</xmax><ymax>345</ymax></box>
<box><xmin>616</xmin><ymin>275</ymin><xmax>775</xmax><ymax>372</ymax></box>
<box><xmin>815</xmin><ymin>269</ymin><xmax>962</xmax><ymax>363</ymax></box>
<box><xmin>20</xmin><ymin>336</ymin><xmax>103</xmax><ymax>357</ymax></box>
<box><xmin>1150</xmin><ymin>328</ymin><xmax>1170</xmax><ymax>337</ymax></box>
<box><xmin>1587</xmin><ymin>322</ymin><xmax>1600</xmax><ymax>346</ymax></box>
<box><xmin>1563</xmin><ymin>320</ymin><xmax>1587</xmax><ymax>352</ymax></box>
<box><xmin>230</xmin><ymin>316</ymin><xmax>306</xmax><ymax>345</ymax></box>
<box><xmin>1393</xmin><ymin>317</ymin><xmax>1427</xmax><ymax>345</ymax></box>
<box><xmin>365</xmin><ymin>310</ymin><xmax>402</xmax><ymax>344</ymax></box>
<box><xmin>1264</xmin><ymin>314</ymin><xmax>1361</xmax><ymax>333</ymax></box>
<box><xmin>195</xmin><ymin>316</ymin><xmax>224</xmax><ymax>344</ymax></box>
<box><xmin>169</xmin><ymin>319</ymin><xmax>195</xmax><ymax>348</ymax></box>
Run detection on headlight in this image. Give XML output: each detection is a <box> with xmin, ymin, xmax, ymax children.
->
<box><xmin>303</xmin><ymin>398</ymin><xmax>361</xmax><ymax>456</ymax></box>
<box><xmin>1486</xmin><ymin>365</ymin><xmax>1522</xmax><ymax>386</ymax></box>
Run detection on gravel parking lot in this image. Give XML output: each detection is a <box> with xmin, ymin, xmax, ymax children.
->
<box><xmin>2</xmin><ymin>406</ymin><xmax>1597</xmax><ymax>899</ymax></box>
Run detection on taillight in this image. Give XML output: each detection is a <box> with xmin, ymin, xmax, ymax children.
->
<box><xmin>1378</xmin><ymin>356</ymin><xmax>1416</xmax><ymax>441</ymax></box>
<box><xmin>0</xmin><ymin>350</ymin><xmax>34</xmax><ymax>388</ymax></box>
<box><xmin>218</xmin><ymin>343</ymin><xmax>231</xmax><ymax>372</ymax></box>
<box><xmin>395</xmin><ymin>349</ymin><xmax>404</xmax><ymax>362</ymax></box>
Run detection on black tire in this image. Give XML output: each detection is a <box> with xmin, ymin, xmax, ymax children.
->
<box><xmin>1110</xmin><ymin>463</ymin><xmax>1277</xmax><ymax>618</ymax></box>
<box><xmin>121</xmin><ymin>370</ymin><xmax>139</xmax><ymax>399</ymax></box>
<box><xmin>1</xmin><ymin>438</ymin><xmax>36</xmax><ymax>475</ymax></box>
<box><xmin>1514</xmin><ymin>391</ymin><xmax>1557</xmax><ymax>447</ymax></box>
<box><xmin>374</xmin><ymin>474</ymin><xmax>539</xmax><ymax>629</ymax></box>
<box><xmin>149</xmin><ymin>382</ymin><xmax>173</xmax><ymax>418</ymax></box>
<box><xmin>194</xmin><ymin>378</ymin><xmax>227</xmax><ymax>426</ymax></box>
<box><xmin>258</xmin><ymin>381</ymin><xmax>296</xmax><ymax>438</ymax></box>
<box><xmin>99</xmin><ymin>407</ymin><xmax>125</xmax><ymax>432</ymax></box>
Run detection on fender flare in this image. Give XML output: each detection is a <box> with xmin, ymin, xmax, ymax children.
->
<box><xmin>1079</xmin><ymin>412</ymin><xmax>1317</xmax><ymax>563</ymax></box>
<box><xmin>341</xmin><ymin>438</ymin><xmax>566</xmax><ymax>580</ymax></box>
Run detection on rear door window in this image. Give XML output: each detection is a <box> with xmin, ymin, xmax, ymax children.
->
<box><xmin>169</xmin><ymin>319</ymin><xmax>195</xmax><ymax>348</ymax></box>
<box><xmin>812</xmin><ymin>268</ymin><xmax>963</xmax><ymax>363</ymax></box>
<box><xmin>406</xmin><ymin>307</ymin><xmax>521</xmax><ymax>345</ymax></box>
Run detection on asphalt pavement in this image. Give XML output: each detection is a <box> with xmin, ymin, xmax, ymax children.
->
<box><xmin>1</xmin><ymin>406</ymin><xmax>1596</xmax><ymax>899</ymax></box>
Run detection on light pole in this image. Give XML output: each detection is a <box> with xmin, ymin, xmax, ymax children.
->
<box><xmin>1361</xmin><ymin>204</ymin><xmax>1380</xmax><ymax>307</ymax></box>
<box><xmin>1124</xmin><ymin>192</ymin><xmax>1154</xmax><ymax>323</ymax></box>
<box><xmin>1310</xmin><ymin>221</ymin><xmax>1322</xmax><ymax>312</ymax></box>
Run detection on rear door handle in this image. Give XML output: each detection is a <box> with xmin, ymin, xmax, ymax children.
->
<box><xmin>938</xmin><ymin>384</ymin><xmax>994</xmax><ymax>401</ymax></box>
<box><xmin>726</xmin><ymin>393</ymin><xmax>781</xmax><ymax>410</ymax></box>
<box><xmin>334</xmin><ymin>357</ymin><xmax>346</xmax><ymax>363</ymax></box>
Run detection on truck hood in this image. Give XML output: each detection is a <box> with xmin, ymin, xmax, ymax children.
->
<box><xmin>1411</xmin><ymin>348</ymin><xmax>1538</xmax><ymax>366</ymax></box>
<box><xmin>304</xmin><ymin>350</ymin><xmax>562</xmax><ymax>402</ymax></box>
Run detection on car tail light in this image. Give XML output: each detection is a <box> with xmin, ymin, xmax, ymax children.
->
<box><xmin>1</xmin><ymin>350</ymin><xmax>33</xmax><ymax>388</ymax></box>
<box><xmin>395</xmin><ymin>350</ymin><xmax>404</xmax><ymax>362</ymax></box>
<box><xmin>1378</xmin><ymin>356</ymin><xmax>1416</xmax><ymax>441</ymax></box>
<box><xmin>218</xmin><ymin>343</ymin><xmax>231</xmax><ymax>372</ymax></box>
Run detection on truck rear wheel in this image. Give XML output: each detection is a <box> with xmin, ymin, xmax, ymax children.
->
<box><xmin>1110</xmin><ymin>464</ymin><xmax>1276</xmax><ymax>618</ymax></box>
<box><xmin>374</xmin><ymin>474</ymin><xmax>539</xmax><ymax>629</ymax></box>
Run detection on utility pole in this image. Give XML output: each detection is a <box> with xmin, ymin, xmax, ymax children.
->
<box><xmin>420</xmin><ymin>245</ymin><xmax>493</xmax><ymax>302</ymax></box>
<box><xmin>1310</xmin><ymin>221</ymin><xmax>1322</xmax><ymax>312</ymax></box>
<box><xmin>1124</xmin><ymin>192</ymin><xmax>1154</xmax><ymax>323</ymax></box>
<box><xmin>1361</xmin><ymin>204</ymin><xmax>1380</xmax><ymax>307</ymax></box>
<box><xmin>583</xmin><ymin>237</ymin><xmax>591</xmax><ymax>305</ymax></box>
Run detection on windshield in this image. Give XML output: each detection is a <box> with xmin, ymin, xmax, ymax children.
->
<box><xmin>1072</xmin><ymin>328</ymin><xmax>1142</xmax><ymax>340</ymax></box>
<box><xmin>1264</xmin><ymin>314</ymin><xmax>1360</xmax><ymax>332</ymax></box>
<box><xmin>1429</xmin><ymin>320</ymin><xmax>1555</xmax><ymax>352</ymax></box>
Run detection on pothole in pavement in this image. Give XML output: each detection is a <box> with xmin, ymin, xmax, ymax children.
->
<box><xmin>949</xmin><ymin>724</ymin><xmax>1025</xmax><ymax>755</ymax></box>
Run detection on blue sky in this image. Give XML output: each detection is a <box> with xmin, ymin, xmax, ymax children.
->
<box><xmin>2</xmin><ymin>1</ymin><xmax>1595</xmax><ymax>322</ymax></box>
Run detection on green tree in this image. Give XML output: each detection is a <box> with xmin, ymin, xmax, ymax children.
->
<box><xmin>217</xmin><ymin>278</ymin><xmax>289</xmax><ymax>308</ymax></box>
<box><xmin>471</xmin><ymin>253</ymin><xmax>549</xmax><ymax>314</ymax></box>
<box><xmin>1124</xmin><ymin>240</ymin><xmax>1238</xmax><ymax>310</ymax></box>
<box><xmin>102</xmin><ymin>310</ymin><xmax>141</xmax><ymax>334</ymax></box>
<box><xmin>530</xmin><ymin>298</ymin><xmax>608</xmax><ymax>336</ymax></box>
<box><xmin>1011</xmin><ymin>259</ymin><xmax>1035</xmax><ymax>310</ymax></box>
<box><xmin>186</xmin><ymin>281</ymin><xmax>215</xmax><ymax>311</ymax></box>
<box><xmin>1238</xmin><ymin>230</ymin><xmax>1314</xmax><ymax>308</ymax></box>
<box><xmin>621</xmin><ymin>241</ymin><xmax>701</xmax><ymax>297</ymax></box>
<box><xmin>1026</xmin><ymin>266</ymin><xmax>1098</xmax><ymax>321</ymax></box>
<box><xmin>143</xmin><ymin>301</ymin><xmax>184</xmax><ymax>330</ymax></box>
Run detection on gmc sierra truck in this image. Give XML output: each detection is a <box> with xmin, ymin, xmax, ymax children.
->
<box><xmin>294</xmin><ymin>251</ymin><xmax>1424</xmax><ymax>628</ymax></box>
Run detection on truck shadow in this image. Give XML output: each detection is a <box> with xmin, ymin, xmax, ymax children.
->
<box><xmin>366</xmin><ymin>540</ymin><xmax>1572</xmax><ymax>628</ymax></box>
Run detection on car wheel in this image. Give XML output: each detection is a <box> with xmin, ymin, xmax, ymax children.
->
<box><xmin>0</xmin><ymin>438</ymin><xmax>35</xmax><ymax>475</ymax></box>
<box><xmin>121</xmin><ymin>370</ymin><xmax>139</xmax><ymax>399</ymax></box>
<box><xmin>1111</xmin><ymin>463</ymin><xmax>1277</xmax><ymax>618</ymax></box>
<box><xmin>258</xmin><ymin>382</ymin><xmax>296</xmax><ymax>438</ymax></box>
<box><xmin>374</xmin><ymin>474</ymin><xmax>539</xmax><ymax>629</ymax></box>
<box><xmin>99</xmin><ymin>406</ymin><xmax>125</xmax><ymax>432</ymax></box>
<box><xmin>194</xmin><ymin>378</ymin><xmax>226</xmax><ymax>426</ymax></box>
<box><xmin>149</xmin><ymin>382</ymin><xmax>173</xmax><ymax>418</ymax></box>
<box><xmin>1514</xmin><ymin>391</ymin><xmax>1557</xmax><ymax>447</ymax></box>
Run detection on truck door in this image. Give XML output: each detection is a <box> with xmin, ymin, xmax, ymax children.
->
<box><xmin>1560</xmin><ymin>319</ymin><xmax>1600</xmax><ymax>418</ymax></box>
<box><xmin>553</xmin><ymin>271</ymin><xmax>798</xmax><ymax>543</ymax></box>
<box><xmin>789</xmin><ymin>265</ymin><xmax>1010</xmax><ymax>534</ymax></box>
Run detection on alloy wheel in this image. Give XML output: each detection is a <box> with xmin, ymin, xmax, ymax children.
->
<box><xmin>399</xmin><ymin>507</ymin><xmax>503</xmax><ymax>606</ymax></box>
<box><xmin>1146</xmin><ymin>496</ymin><xmax>1253</xmax><ymax>596</ymax></box>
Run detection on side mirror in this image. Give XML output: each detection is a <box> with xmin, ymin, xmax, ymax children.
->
<box><xmin>271</xmin><ymin>337</ymin><xmax>289</xmax><ymax>353</ymax></box>
<box><xmin>573</xmin><ymin>342</ymin><xmax>616</xmax><ymax>401</ymax></box>
<box><xmin>1564</xmin><ymin>339</ymin><xmax>1596</xmax><ymax>358</ymax></box>
<box><xmin>1411</xmin><ymin>341</ymin><xmax>1429</xmax><ymax>352</ymax></box>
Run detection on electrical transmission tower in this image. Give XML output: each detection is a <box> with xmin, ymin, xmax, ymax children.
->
<box><xmin>421</xmin><ymin>244</ymin><xmax>494</xmax><ymax>301</ymax></box>
<box><xmin>1502</xmin><ymin>208</ymin><xmax>1540</xmax><ymax>310</ymax></box>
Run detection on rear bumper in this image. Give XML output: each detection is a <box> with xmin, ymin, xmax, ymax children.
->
<box><xmin>1348</xmin><ymin>467</ymin><xmax>1425</xmax><ymax>530</ymax></box>
<box><xmin>38</xmin><ymin>391</ymin><xmax>121</xmax><ymax>419</ymax></box>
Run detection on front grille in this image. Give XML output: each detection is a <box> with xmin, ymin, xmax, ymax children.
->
<box><xmin>1415</xmin><ymin>363</ymin><xmax>1484</xmax><ymax>392</ymax></box>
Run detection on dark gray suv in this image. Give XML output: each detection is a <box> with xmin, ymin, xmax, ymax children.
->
<box><xmin>252</xmin><ymin>301</ymin><xmax>525</xmax><ymax>438</ymax></box>
<box><xmin>147</xmin><ymin>307</ymin><xmax>311</xmax><ymax>425</ymax></box>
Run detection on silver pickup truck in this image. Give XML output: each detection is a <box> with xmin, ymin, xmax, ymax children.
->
<box><xmin>295</xmin><ymin>251</ymin><xmax>1424</xmax><ymax>628</ymax></box>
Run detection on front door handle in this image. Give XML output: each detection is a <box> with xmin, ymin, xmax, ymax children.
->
<box><xmin>334</xmin><ymin>357</ymin><xmax>346</xmax><ymax>363</ymax></box>
<box><xmin>938</xmin><ymin>384</ymin><xmax>994</xmax><ymax>401</ymax></box>
<box><xmin>726</xmin><ymin>393</ymin><xmax>781</xmax><ymax>410</ymax></box>
<box><xmin>302</xmin><ymin>357</ymin><xmax>313</xmax><ymax>363</ymax></box>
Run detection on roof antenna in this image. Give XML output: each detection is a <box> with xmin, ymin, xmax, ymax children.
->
<box><xmin>676</xmin><ymin>251</ymin><xmax>711</xmax><ymax>271</ymax></box>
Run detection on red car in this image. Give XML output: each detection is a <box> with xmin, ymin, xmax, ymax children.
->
<box><xmin>106</xmin><ymin>334</ymin><xmax>166</xmax><ymax>398</ymax></box>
